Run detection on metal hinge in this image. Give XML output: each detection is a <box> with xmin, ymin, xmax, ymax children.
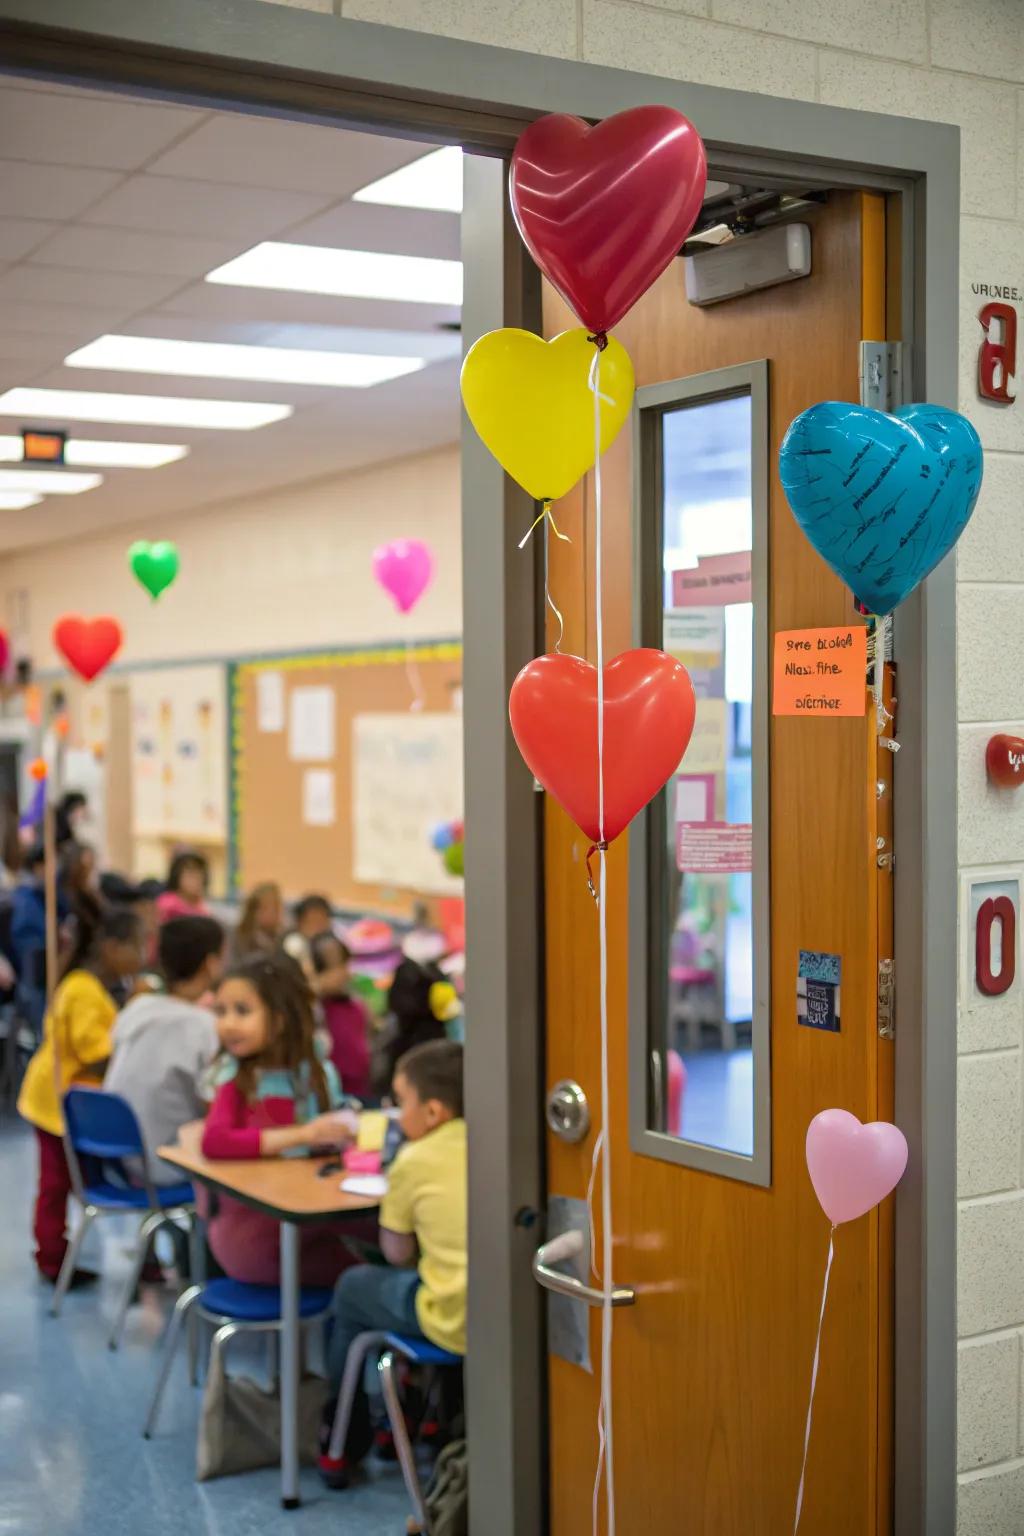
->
<box><xmin>878</xmin><ymin>958</ymin><xmax>895</xmax><ymax>1039</ymax></box>
<box><xmin>859</xmin><ymin>341</ymin><xmax>908</xmax><ymax>412</ymax></box>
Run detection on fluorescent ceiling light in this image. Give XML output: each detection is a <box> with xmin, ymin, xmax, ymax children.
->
<box><xmin>0</xmin><ymin>388</ymin><xmax>292</xmax><ymax>431</ymax></box>
<box><xmin>64</xmin><ymin>335</ymin><xmax>427</xmax><ymax>388</ymax></box>
<box><xmin>0</xmin><ymin>468</ymin><xmax>100</xmax><ymax>496</ymax></box>
<box><xmin>206</xmin><ymin>243</ymin><xmax>463</xmax><ymax>306</ymax></box>
<box><xmin>0</xmin><ymin>436</ymin><xmax>188</xmax><ymax>468</ymax></box>
<box><xmin>353</xmin><ymin>146</ymin><xmax>463</xmax><ymax>213</ymax></box>
<box><xmin>0</xmin><ymin>491</ymin><xmax>43</xmax><ymax>510</ymax></box>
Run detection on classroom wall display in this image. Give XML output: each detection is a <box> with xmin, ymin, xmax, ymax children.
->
<box><xmin>230</xmin><ymin>643</ymin><xmax>462</xmax><ymax>913</ymax></box>
<box><xmin>130</xmin><ymin>664</ymin><xmax>227</xmax><ymax>846</ymax></box>
<box><xmin>352</xmin><ymin>713</ymin><xmax>464</xmax><ymax>896</ymax></box>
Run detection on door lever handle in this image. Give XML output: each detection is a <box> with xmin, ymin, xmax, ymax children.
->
<box><xmin>532</xmin><ymin>1229</ymin><xmax>636</xmax><ymax>1308</ymax></box>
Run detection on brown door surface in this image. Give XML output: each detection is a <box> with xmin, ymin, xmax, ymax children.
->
<box><xmin>543</xmin><ymin>192</ymin><xmax>895</xmax><ymax>1535</ymax></box>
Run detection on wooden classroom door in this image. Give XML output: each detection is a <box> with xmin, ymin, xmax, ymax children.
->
<box><xmin>542</xmin><ymin>192</ymin><xmax>896</xmax><ymax>1535</ymax></box>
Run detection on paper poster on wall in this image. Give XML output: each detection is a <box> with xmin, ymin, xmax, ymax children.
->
<box><xmin>130</xmin><ymin>665</ymin><xmax>227</xmax><ymax>840</ymax></box>
<box><xmin>664</xmin><ymin>607</ymin><xmax>725</xmax><ymax>698</ymax></box>
<box><xmin>675</xmin><ymin>773</ymin><xmax>716</xmax><ymax>824</ymax></box>
<box><xmin>288</xmin><ymin>686</ymin><xmax>335</xmax><ymax>762</ymax></box>
<box><xmin>676</xmin><ymin>821</ymin><xmax>752</xmax><ymax>874</ymax></box>
<box><xmin>673</xmin><ymin>550</ymin><xmax>752</xmax><ymax>607</ymax></box>
<box><xmin>352</xmin><ymin>713</ymin><xmax>464</xmax><ymax>895</ymax></box>
<box><xmin>678</xmin><ymin>697</ymin><xmax>727</xmax><ymax>773</ymax></box>
<box><xmin>258</xmin><ymin>670</ymin><xmax>285</xmax><ymax>734</ymax></box>
<box><xmin>302</xmin><ymin>768</ymin><xmax>336</xmax><ymax>827</ymax></box>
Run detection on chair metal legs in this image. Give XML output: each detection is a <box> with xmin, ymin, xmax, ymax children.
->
<box><xmin>326</xmin><ymin>1330</ymin><xmax>386</xmax><ymax>1462</ymax></box>
<box><xmin>108</xmin><ymin>1209</ymin><xmax>167</xmax><ymax>1351</ymax></box>
<box><xmin>379</xmin><ymin>1349</ymin><xmax>429</xmax><ymax>1534</ymax></box>
<box><xmin>142</xmin><ymin>1283</ymin><xmax>201</xmax><ymax>1439</ymax></box>
<box><xmin>51</xmin><ymin>1205</ymin><xmax>97</xmax><ymax>1317</ymax></box>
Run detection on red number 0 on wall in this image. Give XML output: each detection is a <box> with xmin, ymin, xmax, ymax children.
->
<box><xmin>976</xmin><ymin>895</ymin><xmax>1017</xmax><ymax>996</ymax></box>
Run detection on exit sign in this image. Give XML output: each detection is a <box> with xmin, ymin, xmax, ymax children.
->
<box><xmin>21</xmin><ymin>428</ymin><xmax>66</xmax><ymax>464</ymax></box>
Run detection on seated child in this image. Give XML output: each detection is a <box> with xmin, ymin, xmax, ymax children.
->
<box><xmin>373</xmin><ymin>957</ymin><xmax>459</xmax><ymax>1098</ymax></box>
<box><xmin>155</xmin><ymin>850</ymin><xmax>210</xmax><ymax>926</ymax></box>
<box><xmin>17</xmin><ymin>909</ymin><xmax>144</xmax><ymax>1285</ymax></box>
<box><xmin>281</xmin><ymin>892</ymin><xmax>335</xmax><ymax>979</ymax></box>
<box><xmin>311</xmin><ymin>930</ymin><xmax>371</xmax><ymax>1102</ymax></box>
<box><xmin>106</xmin><ymin>915</ymin><xmax>225</xmax><ymax>1183</ymax></box>
<box><xmin>201</xmin><ymin>952</ymin><xmax>354</xmax><ymax>1286</ymax></box>
<box><xmin>319</xmin><ymin>1040</ymin><xmax>466</xmax><ymax>1488</ymax></box>
<box><xmin>233</xmin><ymin>881</ymin><xmax>284</xmax><ymax>961</ymax></box>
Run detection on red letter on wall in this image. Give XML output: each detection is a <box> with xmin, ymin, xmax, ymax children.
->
<box><xmin>978</xmin><ymin>302</ymin><xmax>1018</xmax><ymax>402</ymax></box>
<box><xmin>977</xmin><ymin>895</ymin><xmax>1017</xmax><ymax>996</ymax></box>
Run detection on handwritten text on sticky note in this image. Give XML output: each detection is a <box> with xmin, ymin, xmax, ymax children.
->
<box><xmin>772</xmin><ymin>626</ymin><xmax>867</xmax><ymax>718</ymax></box>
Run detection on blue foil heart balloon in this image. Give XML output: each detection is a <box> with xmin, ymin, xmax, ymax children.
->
<box><xmin>779</xmin><ymin>401</ymin><xmax>983</xmax><ymax>614</ymax></box>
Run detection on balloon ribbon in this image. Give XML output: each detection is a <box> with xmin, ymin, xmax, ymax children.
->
<box><xmin>793</xmin><ymin>1224</ymin><xmax>836</xmax><ymax>1532</ymax></box>
<box><xmin>589</xmin><ymin>339</ymin><xmax>616</xmax><ymax>1536</ymax></box>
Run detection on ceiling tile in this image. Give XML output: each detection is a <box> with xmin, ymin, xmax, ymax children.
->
<box><xmin>287</xmin><ymin>202</ymin><xmax>460</xmax><ymax>261</ymax></box>
<box><xmin>0</xmin><ymin>264</ymin><xmax>185</xmax><ymax>312</ymax></box>
<box><xmin>0</xmin><ymin>219</ymin><xmax>57</xmax><ymax>264</ymax></box>
<box><xmin>155</xmin><ymin>279</ymin><xmax>461</xmax><ymax>334</ymax></box>
<box><xmin>29</xmin><ymin>224</ymin><xmax>248</xmax><ymax>280</ymax></box>
<box><xmin>146</xmin><ymin>116</ymin><xmax>432</xmax><ymax>196</ymax></box>
<box><xmin>0</xmin><ymin>300</ymin><xmax>128</xmax><ymax>340</ymax></box>
<box><xmin>0</xmin><ymin>160</ymin><xmax>121</xmax><ymax>220</ymax></box>
<box><xmin>80</xmin><ymin>174</ymin><xmax>333</xmax><ymax>241</ymax></box>
<box><xmin>0</xmin><ymin>83</ymin><xmax>205</xmax><ymax>170</ymax></box>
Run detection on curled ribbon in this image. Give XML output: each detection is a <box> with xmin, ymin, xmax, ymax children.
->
<box><xmin>518</xmin><ymin>498</ymin><xmax>571</xmax><ymax>551</ymax></box>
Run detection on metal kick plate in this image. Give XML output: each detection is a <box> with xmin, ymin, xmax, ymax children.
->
<box><xmin>544</xmin><ymin>1195</ymin><xmax>592</xmax><ymax>1373</ymax></box>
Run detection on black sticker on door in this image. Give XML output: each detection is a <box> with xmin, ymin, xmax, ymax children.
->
<box><xmin>797</xmin><ymin>951</ymin><xmax>841</xmax><ymax>1033</ymax></box>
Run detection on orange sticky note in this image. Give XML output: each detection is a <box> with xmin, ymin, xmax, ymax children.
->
<box><xmin>772</xmin><ymin>626</ymin><xmax>868</xmax><ymax>718</ymax></box>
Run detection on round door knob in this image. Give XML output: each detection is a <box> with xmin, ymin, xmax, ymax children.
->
<box><xmin>546</xmin><ymin>1080</ymin><xmax>590</xmax><ymax>1144</ymax></box>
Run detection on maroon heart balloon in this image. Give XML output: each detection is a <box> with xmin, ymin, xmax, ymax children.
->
<box><xmin>510</xmin><ymin>107</ymin><xmax>707</xmax><ymax>334</ymax></box>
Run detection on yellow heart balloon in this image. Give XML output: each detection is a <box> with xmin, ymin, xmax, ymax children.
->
<box><xmin>460</xmin><ymin>327</ymin><xmax>635</xmax><ymax>503</ymax></box>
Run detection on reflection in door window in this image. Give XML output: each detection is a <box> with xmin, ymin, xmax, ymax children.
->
<box><xmin>659</xmin><ymin>393</ymin><xmax>754</xmax><ymax>1157</ymax></box>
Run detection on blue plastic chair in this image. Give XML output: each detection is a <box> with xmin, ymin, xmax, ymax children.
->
<box><xmin>55</xmin><ymin>1087</ymin><xmax>197</xmax><ymax>1349</ymax></box>
<box><xmin>143</xmin><ymin>1277</ymin><xmax>334</xmax><ymax>1440</ymax></box>
<box><xmin>326</xmin><ymin>1327</ymin><xmax>463</xmax><ymax>1530</ymax></box>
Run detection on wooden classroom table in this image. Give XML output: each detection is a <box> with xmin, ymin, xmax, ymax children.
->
<box><xmin>159</xmin><ymin>1122</ymin><xmax>381</xmax><ymax>1509</ymax></box>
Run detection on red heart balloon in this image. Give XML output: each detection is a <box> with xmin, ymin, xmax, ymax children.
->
<box><xmin>986</xmin><ymin>734</ymin><xmax>1024</xmax><ymax>789</ymax></box>
<box><xmin>510</xmin><ymin>107</ymin><xmax>707</xmax><ymax>335</ymax></box>
<box><xmin>509</xmin><ymin>649</ymin><xmax>696</xmax><ymax>845</ymax></box>
<box><xmin>53</xmin><ymin>614</ymin><xmax>123</xmax><ymax>682</ymax></box>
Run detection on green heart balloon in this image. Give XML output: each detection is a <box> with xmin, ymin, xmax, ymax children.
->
<box><xmin>443</xmin><ymin>840</ymin><xmax>464</xmax><ymax>877</ymax></box>
<box><xmin>129</xmin><ymin>540</ymin><xmax>180</xmax><ymax>600</ymax></box>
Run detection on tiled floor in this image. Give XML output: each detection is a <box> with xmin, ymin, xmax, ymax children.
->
<box><xmin>0</xmin><ymin>1118</ymin><xmax>412</xmax><ymax>1534</ymax></box>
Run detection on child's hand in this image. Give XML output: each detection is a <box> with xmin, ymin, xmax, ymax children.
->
<box><xmin>305</xmin><ymin>1110</ymin><xmax>359</xmax><ymax>1148</ymax></box>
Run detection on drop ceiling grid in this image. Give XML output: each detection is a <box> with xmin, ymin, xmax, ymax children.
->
<box><xmin>0</xmin><ymin>78</ymin><xmax>462</xmax><ymax>554</ymax></box>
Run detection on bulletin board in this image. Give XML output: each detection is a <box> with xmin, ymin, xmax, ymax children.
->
<box><xmin>230</xmin><ymin>643</ymin><xmax>463</xmax><ymax>915</ymax></box>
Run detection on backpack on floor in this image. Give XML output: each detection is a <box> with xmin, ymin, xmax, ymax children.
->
<box><xmin>423</xmin><ymin>1437</ymin><xmax>468</xmax><ymax>1536</ymax></box>
<box><xmin>196</xmin><ymin>1346</ymin><xmax>324</xmax><ymax>1481</ymax></box>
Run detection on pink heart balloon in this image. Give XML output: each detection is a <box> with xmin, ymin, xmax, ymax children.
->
<box><xmin>373</xmin><ymin>539</ymin><xmax>434</xmax><ymax>615</ymax></box>
<box><xmin>509</xmin><ymin>107</ymin><xmax>707</xmax><ymax>335</ymax></box>
<box><xmin>805</xmin><ymin>1109</ymin><xmax>908</xmax><ymax>1226</ymax></box>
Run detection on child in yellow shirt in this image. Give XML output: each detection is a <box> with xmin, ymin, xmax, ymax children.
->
<box><xmin>18</xmin><ymin>910</ymin><xmax>143</xmax><ymax>1285</ymax></box>
<box><xmin>319</xmin><ymin>1040</ymin><xmax>466</xmax><ymax>1488</ymax></box>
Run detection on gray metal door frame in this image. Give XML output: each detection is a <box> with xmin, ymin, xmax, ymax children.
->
<box><xmin>0</xmin><ymin>7</ymin><xmax>960</xmax><ymax>1532</ymax></box>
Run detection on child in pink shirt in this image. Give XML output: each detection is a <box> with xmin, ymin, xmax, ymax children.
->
<box><xmin>311</xmin><ymin>931</ymin><xmax>372</xmax><ymax>1102</ymax></box>
<box><xmin>155</xmin><ymin>850</ymin><xmax>211</xmax><ymax>926</ymax></box>
<box><xmin>201</xmin><ymin>953</ymin><xmax>355</xmax><ymax>1285</ymax></box>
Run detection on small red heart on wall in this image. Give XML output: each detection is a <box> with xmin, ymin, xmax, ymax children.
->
<box><xmin>53</xmin><ymin>615</ymin><xmax>123</xmax><ymax>682</ymax></box>
<box><xmin>986</xmin><ymin>734</ymin><xmax>1024</xmax><ymax>789</ymax></box>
